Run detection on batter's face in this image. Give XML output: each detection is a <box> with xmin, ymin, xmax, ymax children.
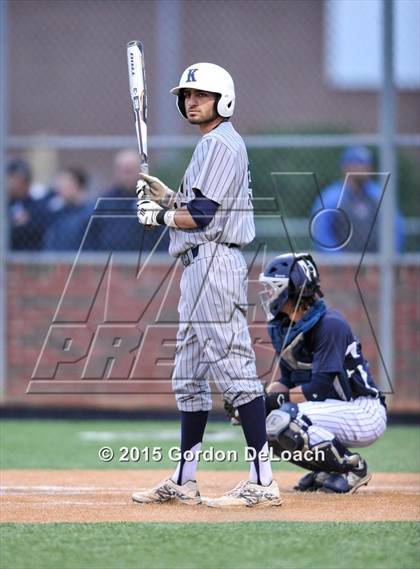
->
<box><xmin>182</xmin><ymin>89</ymin><xmax>221</xmax><ymax>131</ymax></box>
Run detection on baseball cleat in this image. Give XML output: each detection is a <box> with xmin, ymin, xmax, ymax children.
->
<box><xmin>132</xmin><ymin>478</ymin><xmax>202</xmax><ymax>505</ymax></box>
<box><xmin>294</xmin><ymin>471</ymin><xmax>330</xmax><ymax>492</ymax></box>
<box><xmin>321</xmin><ymin>460</ymin><xmax>372</xmax><ymax>494</ymax></box>
<box><xmin>206</xmin><ymin>480</ymin><xmax>282</xmax><ymax>508</ymax></box>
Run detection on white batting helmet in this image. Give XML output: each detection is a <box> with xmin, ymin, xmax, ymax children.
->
<box><xmin>170</xmin><ymin>63</ymin><xmax>235</xmax><ymax>118</ymax></box>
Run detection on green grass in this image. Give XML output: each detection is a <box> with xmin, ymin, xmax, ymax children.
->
<box><xmin>1</xmin><ymin>522</ymin><xmax>419</xmax><ymax>569</ymax></box>
<box><xmin>1</xmin><ymin>423</ymin><xmax>419</xmax><ymax>569</ymax></box>
<box><xmin>0</xmin><ymin>420</ymin><xmax>419</xmax><ymax>472</ymax></box>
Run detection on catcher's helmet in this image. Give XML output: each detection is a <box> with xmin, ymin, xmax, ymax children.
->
<box><xmin>259</xmin><ymin>253</ymin><xmax>322</xmax><ymax>321</ymax></box>
<box><xmin>170</xmin><ymin>63</ymin><xmax>235</xmax><ymax>119</ymax></box>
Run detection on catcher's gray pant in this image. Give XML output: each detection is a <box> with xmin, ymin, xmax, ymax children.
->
<box><xmin>298</xmin><ymin>397</ymin><xmax>387</xmax><ymax>448</ymax></box>
<box><xmin>172</xmin><ymin>243</ymin><xmax>264</xmax><ymax>412</ymax></box>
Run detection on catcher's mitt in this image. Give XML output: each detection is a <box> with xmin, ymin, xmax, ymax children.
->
<box><xmin>223</xmin><ymin>385</ymin><xmax>290</xmax><ymax>426</ymax></box>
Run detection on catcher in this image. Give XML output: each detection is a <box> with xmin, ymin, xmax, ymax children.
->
<box><xmin>227</xmin><ymin>252</ymin><xmax>387</xmax><ymax>493</ymax></box>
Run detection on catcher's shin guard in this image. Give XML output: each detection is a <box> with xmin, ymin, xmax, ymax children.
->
<box><xmin>266</xmin><ymin>403</ymin><xmax>307</xmax><ymax>452</ymax></box>
<box><xmin>311</xmin><ymin>438</ymin><xmax>361</xmax><ymax>474</ymax></box>
<box><xmin>266</xmin><ymin>404</ymin><xmax>363</xmax><ymax>474</ymax></box>
<box><xmin>266</xmin><ymin>404</ymin><xmax>317</xmax><ymax>470</ymax></box>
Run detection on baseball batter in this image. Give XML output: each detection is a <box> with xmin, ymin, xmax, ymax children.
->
<box><xmin>259</xmin><ymin>253</ymin><xmax>387</xmax><ymax>493</ymax></box>
<box><xmin>132</xmin><ymin>63</ymin><xmax>281</xmax><ymax>508</ymax></box>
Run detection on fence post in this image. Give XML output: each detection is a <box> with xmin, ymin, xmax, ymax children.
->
<box><xmin>378</xmin><ymin>0</ymin><xmax>396</xmax><ymax>393</ymax></box>
<box><xmin>0</xmin><ymin>0</ymin><xmax>8</xmax><ymax>396</ymax></box>
<box><xmin>155</xmin><ymin>0</ymin><xmax>182</xmax><ymax>136</ymax></box>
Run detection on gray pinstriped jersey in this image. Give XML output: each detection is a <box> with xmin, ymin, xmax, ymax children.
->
<box><xmin>168</xmin><ymin>121</ymin><xmax>255</xmax><ymax>257</ymax></box>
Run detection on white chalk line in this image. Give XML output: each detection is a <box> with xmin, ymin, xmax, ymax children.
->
<box><xmin>0</xmin><ymin>486</ymin><xmax>133</xmax><ymax>496</ymax></box>
<box><xmin>78</xmin><ymin>430</ymin><xmax>242</xmax><ymax>442</ymax></box>
<box><xmin>4</xmin><ymin>501</ymin><xmax>130</xmax><ymax>507</ymax></box>
<box><xmin>1</xmin><ymin>484</ymin><xmax>419</xmax><ymax>498</ymax></box>
<box><xmin>349</xmin><ymin>486</ymin><xmax>420</xmax><ymax>494</ymax></box>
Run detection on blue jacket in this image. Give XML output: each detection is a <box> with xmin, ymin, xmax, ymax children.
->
<box><xmin>9</xmin><ymin>196</ymin><xmax>50</xmax><ymax>250</ymax></box>
<box><xmin>43</xmin><ymin>201</ymin><xmax>94</xmax><ymax>251</ymax></box>
<box><xmin>311</xmin><ymin>179</ymin><xmax>405</xmax><ymax>252</ymax></box>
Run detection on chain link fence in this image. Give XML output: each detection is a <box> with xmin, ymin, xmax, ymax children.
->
<box><xmin>1</xmin><ymin>0</ymin><xmax>419</xmax><ymax>408</ymax></box>
<box><xmin>5</xmin><ymin>0</ymin><xmax>420</xmax><ymax>253</ymax></box>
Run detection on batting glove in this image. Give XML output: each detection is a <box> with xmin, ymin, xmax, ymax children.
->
<box><xmin>138</xmin><ymin>173</ymin><xmax>176</xmax><ymax>208</ymax></box>
<box><xmin>136</xmin><ymin>179</ymin><xmax>151</xmax><ymax>200</ymax></box>
<box><xmin>137</xmin><ymin>199</ymin><xmax>177</xmax><ymax>228</ymax></box>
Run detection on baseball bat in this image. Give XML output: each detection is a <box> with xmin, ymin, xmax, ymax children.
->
<box><xmin>127</xmin><ymin>41</ymin><xmax>148</xmax><ymax>174</ymax></box>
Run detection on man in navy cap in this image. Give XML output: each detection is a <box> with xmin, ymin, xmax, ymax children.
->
<box><xmin>311</xmin><ymin>146</ymin><xmax>404</xmax><ymax>253</ymax></box>
<box><xmin>7</xmin><ymin>158</ymin><xmax>49</xmax><ymax>250</ymax></box>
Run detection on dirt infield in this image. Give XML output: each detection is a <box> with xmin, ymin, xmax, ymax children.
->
<box><xmin>1</xmin><ymin>470</ymin><xmax>419</xmax><ymax>524</ymax></box>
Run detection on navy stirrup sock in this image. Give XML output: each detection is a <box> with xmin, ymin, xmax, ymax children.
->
<box><xmin>175</xmin><ymin>410</ymin><xmax>208</xmax><ymax>485</ymax></box>
<box><xmin>237</xmin><ymin>396</ymin><xmax>272</xmax><ymax>485</ymax></box>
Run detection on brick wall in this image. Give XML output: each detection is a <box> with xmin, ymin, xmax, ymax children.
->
<box><xmin>5</xmin><ymin>259</ymin><xmax>420</xmax><ymax>413</ymax></box>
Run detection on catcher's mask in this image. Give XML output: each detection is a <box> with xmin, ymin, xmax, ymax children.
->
<box><xmin>258</xmin><ymin>253</ymin><xmax>322</xmax><ymax>321</ymax></box>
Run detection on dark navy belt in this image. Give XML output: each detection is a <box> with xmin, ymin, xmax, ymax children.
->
<box><xmin>180</xmin><ymin>243</ymin><xmax>239</xmax><ymax>267</ymax></box>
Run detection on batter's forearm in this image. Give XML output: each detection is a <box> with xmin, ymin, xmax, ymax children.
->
<box><xmin>173</xmin><ymin>207</ymin><xmax>199</xmax><ymax>229</ymax></box>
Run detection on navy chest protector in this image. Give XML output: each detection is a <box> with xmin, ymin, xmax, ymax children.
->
<box><xmin>268</xmin><ymin>300</ymin><xmax>327</xmax><ymax>382</ymax></box>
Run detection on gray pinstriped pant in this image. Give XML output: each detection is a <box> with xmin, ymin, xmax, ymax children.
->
<box><xmin>172</xmin><ymin>243</ymin><xmax>264</xmax><ymax>412</ymax></box>
<box><xmin>298</xmin><ymin>397</ymin><xmax>387</xmax><ymax>448</ymax></box>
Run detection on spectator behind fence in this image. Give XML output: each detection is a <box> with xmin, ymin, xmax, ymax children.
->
<box><xmin>87</xmin><ymin>149</ymin><xmax>168</xmax><ymax>252</ymax></box>
<box><xmin>310</xmin><ymin>146</ymin><xmax>404</xmax><ymax>253</ymax></box>
<box><xmin>43</xmin><ymin>167</ymin><xmax>93</xmax><ymax>251</ymax></box>
<box><xmin>8</xmin><ymin>158</ymin><xmax>49</xmax><ymax>250</ymax></box>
